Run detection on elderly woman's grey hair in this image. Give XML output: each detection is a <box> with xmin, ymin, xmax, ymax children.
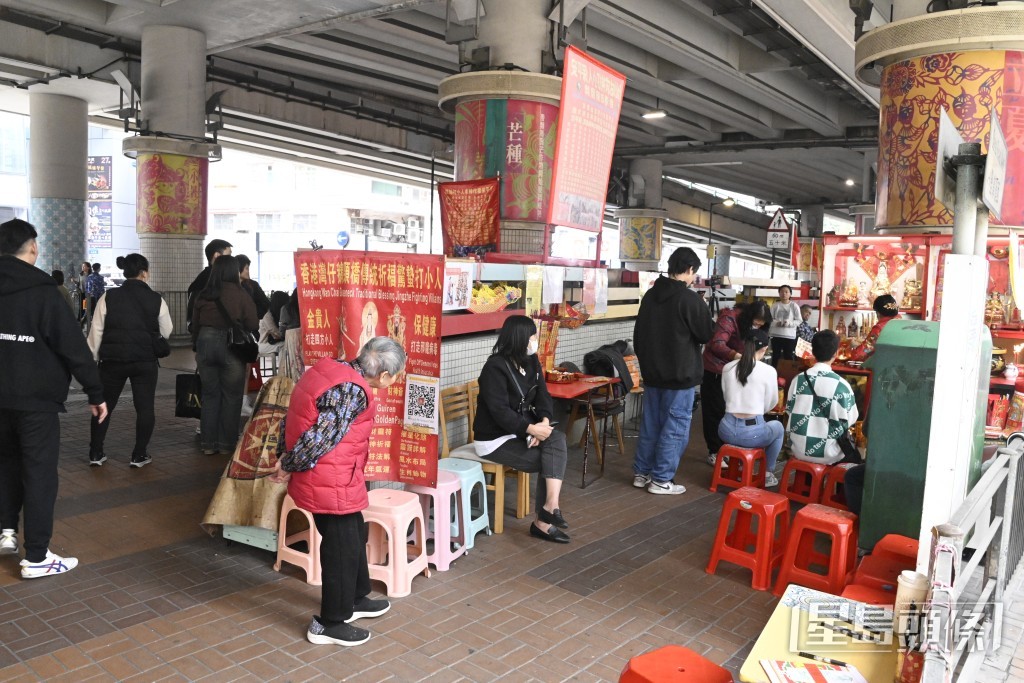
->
<box><xmin>357</xmin><ymin>336</ymin><xmax>406</xmax><ymax>377</ymax></box>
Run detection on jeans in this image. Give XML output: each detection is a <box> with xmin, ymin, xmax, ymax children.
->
<box><xmin>700</xmin><ymin>371</ymin><xmax>726</xmax><ymax>455</ymax></box>
<box><xmin>717</xmin><ymin>414</ymin><xmax>785</xmax><ymax>471</ymax></box>
<box><xmin>633</xmin><ymin>386</ymin><xmax>695</xmax><ymax>483</ymax></box>
<box><xmin>844</xmin><ymin>464</ymin><xmax>866</xmax><ymax>515</ymax></box>
<box><xmin>313</xmin><ymin>512</ymin><xmax>371</xmax><ymax>626</ymax></box>
<box><xmin>0</xmin><ymin>410</ymin><xmax>60</xmax><ymax>562</ymax></box>
<box><xmin>196</xmin><ymin>327</ymin><xmax>248</xmax><ymax>453</ymax></box>
<box><xmin>482</xmin><ymin>431</ymin><xmax>567</xmax><ymax>515</ymax></box>
<box><xmin>90</xmin><ymin>360</ymin><xmax>159</xmax><ymax>458</ymax></box>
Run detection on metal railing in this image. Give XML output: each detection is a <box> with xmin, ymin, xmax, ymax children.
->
<box><xmin>921</xmin><ymin>439</ymin><xmax>1024</xmax><ymax>682</ymax></box>
<box><xmin>159</xmin><ymin>290</ymin><xmax>193</xmax><ymax>346</ymax></box>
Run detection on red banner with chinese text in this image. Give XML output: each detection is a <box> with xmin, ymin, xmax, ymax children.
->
<box><xmin>547</xmin><ymin>46</ymin><xmax>626</xmax><ymax>233</ymax></box>
<box><xmin>438</xmin><ymin>178</ymin><xmax>501</xmax><ymax>258</ymax></box>
<box><xmin>294</xmin><ymin>250</ymin><xmax>443</xmax><ymax>487</ymax></box>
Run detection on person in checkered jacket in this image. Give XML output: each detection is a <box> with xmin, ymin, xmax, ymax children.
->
<box><xmin>785</xmin><ymin>330</ymin><xmax>859</xmax><ymax>466</ymax></box>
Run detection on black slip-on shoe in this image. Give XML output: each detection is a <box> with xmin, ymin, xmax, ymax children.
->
<box><xmin>538</xmin><ymin>507</ymin><xmax>568</xmax><ymax>529</ymax></box>
<box><xmin>530</xmin><ymin>523</ymin><xmax>570</xmax><ymax>544</ymax></box>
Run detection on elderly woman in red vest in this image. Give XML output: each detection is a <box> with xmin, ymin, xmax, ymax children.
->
<box><xmin>270</xmin><ymin>336</ymin><xmax>406</xmax><ymax>648</ymax></box>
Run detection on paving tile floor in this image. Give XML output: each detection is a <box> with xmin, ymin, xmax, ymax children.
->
<box><xmin>1</xmin><ymin>350</ymin><xmax>1023</xmax><ymax>682</ymax></box>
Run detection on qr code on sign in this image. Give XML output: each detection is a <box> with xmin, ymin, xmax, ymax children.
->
<box><xmin>404</xmin><ymin>374</ymin><xmax>439</xmax><ymax>433</ymax></box>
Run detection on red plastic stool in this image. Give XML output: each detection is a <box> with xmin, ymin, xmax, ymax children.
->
<box><xmin>709</xmin><ymin>445</ymin><xmax>767</xmax><ymax>492</ymax></box>
<box><xmin>821</xmin><ymin>462</ymin><xmax>859</xmax><ymax>510</ymax></box>
<box><xmin>841</xmin><ymin>583</ymin><xmax>897</xmax><ymax>606</ymax></box>
<box><xmin>619</xmin><ymin>645</ymin><xmax>733</xmax><ymax>683</ymax></box>
<box><xmin>852</xmin><ymin>552</ymin><xmax>914</xmax><ymax>592</ymax></box>
<box><xmin>779</xmin><ymin>459</ymin><xmax>828</xmax><ymax>504</ymax></box>
<box><xmin>706</xmin><ymin>486</ymin><xmax>790</xmax><ymax>591</ymax></box>
<box><xmin>874</xmin><ymin>533</ymin><xmax>919</xmax><ymax>563</ymax></box>
<box><xmin>773</xmin><ymin>504</ymin><xmax>859</xmax><ymax>596</ymax></box>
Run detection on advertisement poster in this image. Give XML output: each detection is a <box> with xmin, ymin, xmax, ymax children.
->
<box><xmin>136</xmin><ymin>153</ymin><xmax>208</xmax><ymax>235</ymax></box>
<box><xmin>547</xmin><ymin>46</ymin><xmax>626</xmax><ymax>233</ymax></box>
<box><xmin>525</xmin><ymin>264</ymin><xmax>544</xmax><ymax>316</ymax></box>
<box><xmin>620</xmin><ymin>216</ymin><xmax>662</xmax><ymax>262</ymax></box>
<box><xmin>294</xmin><ymin>250</ymin><xmax>443</xmax><ymax>486</ymax></box>
<box><xmin>437</xmin><ymin>177</ymin><xmax>501</xmax><ymax>257</ymax></box>
<box><xmin>442</xmin><ymin>260</ymin><xmax>475</xmax><ymax>312</ymax></box>
<box><xmin>86</xmin><ymin>156</ymin><xmax>112</xmax><ymax>249</ymax></box>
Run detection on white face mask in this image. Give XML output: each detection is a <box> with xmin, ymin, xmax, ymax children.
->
<box><xmin>527</xmin><ymin>339</ymin><xmax>539</xmax><ymax>356</ymax></box>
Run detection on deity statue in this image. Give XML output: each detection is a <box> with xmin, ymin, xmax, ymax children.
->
<box><xmin>839</xmin><ymin>280</ymin><xmax>859</xmax><ymax>307</ymax></box>
<box><xmin>848</xmin><ymin>316</ymin><xmax>860</xmax><ymax>340</ymax></box>
<box><xmin>901</xmin><ymin>280</ymin><xmax>922</xmax><ymax>311</ymax></box>
<box><xmin>835</xmin><ymin>315</ymin><xmax>847</xmax><ymax>339</ymax></box>
<box><xmin>985</xmin><ymin>292</ymin><xmax>1006</xmax><ymax>327</ymax></box>
<box><xmin>870</xmin><ymin>261</ymin><xmax>891</xmax><ymax>304</ymax></box>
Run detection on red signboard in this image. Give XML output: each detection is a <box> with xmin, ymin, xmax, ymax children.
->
<box><xmin>438</xmin><ymin>177</ymin><xmax>501</xmax><ymax>257</ymax></box>
<box><xmin>294</xmin><ymin>250</ymin><xmax>443</xmax><ymax>487</ymax></box>
<box><xmin>547</xmin><ymin>46</ymin><xmax>626</xmax><ymax>233</ymax></box>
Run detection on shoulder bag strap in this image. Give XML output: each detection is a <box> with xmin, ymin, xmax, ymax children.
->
<box><xmin>502</xmin><ymin>359</ymin><xmax>527</xmax><ymax>402</ymax></box>
<box><xmin>212</xmin><ymin>296</ymin><xmax>240</xmax><ymax>328</ymax></box>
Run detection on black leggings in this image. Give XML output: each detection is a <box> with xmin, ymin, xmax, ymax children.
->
<box><xmin>771</xmin><ymin>337</ymin><xmax>798</xmax><ymax>367</ymax></box>
<box><xmin>700</xmin><ymin>371</ymin><xmax>726</xmax><ymax>455</ymax></box>
<box><xmin>313</xmin><ymin>511</ymin><xmax>371</xmax><ymax>626</ymax></box>
<box><xmin>90</xmin><ymin>360</ymin><xmax>159</xmax><ymax>458</ymax></box>
<box><xmin>482</xmin><ymin>431</ymin><xmax>567</xmax><ymax>515</ymax></box>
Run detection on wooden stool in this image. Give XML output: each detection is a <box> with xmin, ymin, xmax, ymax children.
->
<box><xmin>773</xmin><ymin>504</ymin><xmax>858</xmax><ymax>596</ymax></box>
<box><xmin>779</xmin><ymin>459</ymin><xmax>828</xmax><ymax>504</ymax></box>
<box><xmin>619</xmin><ymin>645</ymin><xmax>733</xmax><ymax>683</ymax></box>
<box><xmin>821</xmin><ymin>462</ymin><xmax>859</xmax><ymax>510</ymax></box>
<box><xmin>705</xmin><ymin>486</ymin><xmax>790</xmax><ymax>591</ymax></box>
<box><xmin>709</xmin><ymin>445</ymin><xmax>767</xmax><ymax>493</ymax></box>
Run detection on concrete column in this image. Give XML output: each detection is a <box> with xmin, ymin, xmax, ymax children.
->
<box><xmin>477</xmin><ymin>0</ymin><xmax>549</xmax><ymax>73</ymax></box>
<box><xmin>711</xmin><ymin>244</ymin><xmax>731</xmax><ymax>277</ymax></box>
<box><xmin>129</xmin><ymin>25</ymin><xmax>216</xmax><ymax>343</ymax></box>
<box><xmin>618</xmin><ymin>159</ymin><xmax>667</xmax><ymax>270</ymax></box>
<box><xmin>29</xmin><ymin>93</ymin><xmax>87</xmax><ymax>274</ymax></box>
<box><xmin>628</xmin><ymin>158</ymin><xmax>663</xmax><ymax>210</ymax></box>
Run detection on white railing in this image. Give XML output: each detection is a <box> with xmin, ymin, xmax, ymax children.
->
<box><xmin>921</xmin><ymin>438</ymin><xmax>1024</xmax><ymax>682</ymax></box>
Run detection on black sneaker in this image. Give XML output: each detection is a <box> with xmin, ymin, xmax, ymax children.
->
<box><xmin>89</xmin><ymin>452</ymin><xmax>107</xmax><ymax>467</ymax></box>
<box><xmin>346</xmin><ymin>597</ymin><xmax>391</xmax><ymax>622</ymax></box>
<box><xmin>306</xmin><ymin>616</ymin><xmax>370</xmax><ymax>646</ymax></box>
<box><xmin>130</xmin><ymin>454</ymin><xmax>152</xmax><ymax>468</ymax></box>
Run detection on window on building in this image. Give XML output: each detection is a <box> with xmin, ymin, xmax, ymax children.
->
<box><xmin>256</xmin><ymin>213</ymin><xmax>282</xmax><ymax>231</ymax></box>
<box><xmin>213</xmin><ymin>214</ymin><xmax>236</xmax><ymax>232</ymax></box>
<box><xmin>293</xmin><ymin>214</ymin><xmax>317</xmax><ymax>232</ymax></box>
<box><xmin>371</xmin><ymin>180</ymin><xmax>402</xmax><ymax>197</ymax></box>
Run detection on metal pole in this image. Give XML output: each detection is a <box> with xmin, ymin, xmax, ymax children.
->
<box><xmin>429</xmin><ymin>152</ymin><xmax>436</xmax><ymax>254</ymax></box>
<box><xmin>952</xmin><ymin>142</ymin><xmax>982</xmax><ymax>255</ymax></box>
<box><xmin>974</xmin><ymin>204</ymin><xmax>989</xmax><ymax>258</ymax></box>
<box><xmin>770</xmin><ymin>248</ymin><xmax>776</xmax><ymax>277</ymax></box>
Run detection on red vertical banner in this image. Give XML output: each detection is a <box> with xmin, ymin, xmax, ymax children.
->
<box><xmin>294</xmin><ymin>250</ymin><xmax>444</xmax><ymax>487</ymax></box>
<box><xmin>547</xmin><ymin>46</ymin><xmax>626</xmax><ymax>233</ymax></box>
<box><xmin>438</xmin><ymin>178</ymin><xmax>501</xmax><ymax>257</ymax></box>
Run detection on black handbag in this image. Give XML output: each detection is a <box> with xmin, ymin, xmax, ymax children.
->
<box><xmin>175</xmin><ymin>372</ymin><xmax>202</xmax><ymax>419</ymax></box>
<box><xmin>214</xmin><ymin>297</ymin><xmax>259</xmax><ymax>363</ymax></box>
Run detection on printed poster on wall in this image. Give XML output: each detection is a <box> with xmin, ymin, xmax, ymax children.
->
<box><xmin>437</xmin><ymin>177</ymin><xmax>501</xmax><ymax>258</ymax></box>
<box><xmin>86</xmin><ymin>156</ymin><xmax>112</xmax><ymax>249</ymax></box>
<box><xmin>294</xmin><ymin>250</ymin><xmax>443</xmax><ymax>487</ymax></box>
<box><xmin>442</xmin><ymin>260</ymin><xmax>475</xmax><ymax>311</ymax></box>
<box><xmin>547</xmin><ymin>46</ymin><xmax>626</xmax><ymax>233</ymax></box>
<box><xmin>524</xmin><ymin>264</ymin><xmax>544</xmax><ymax>316</ymax></box>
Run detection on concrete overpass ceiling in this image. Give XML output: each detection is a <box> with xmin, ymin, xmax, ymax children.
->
<box><xmin>0</xmin><ymin>0</ymin><xmax>880</xmax><ymax>210</ymax></box>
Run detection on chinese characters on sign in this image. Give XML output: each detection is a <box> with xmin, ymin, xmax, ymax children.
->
<box><xmin>86</xmin><ymin>156</ymin><xmax>112</xmax><ymax>249</ymax></box>
<box><xmin>438</xmin><ymin>177</ymin><xmax>501</xmax><ymax>258</ymax></box>
<box><xmin>294</xmin><ymin>250</ymin><xmax>444</xmax><ymax>486</ymax></box>
<box><xmin>548</xmin><ymin>46</ymin><xmax>626</xmax><ymax>233</ymax></box>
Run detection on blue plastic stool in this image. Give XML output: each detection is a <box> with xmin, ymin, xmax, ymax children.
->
<box><xmin>438</xmin><ymin>457</ymin><xmax>491</xmax><ymax>551</ymax></box>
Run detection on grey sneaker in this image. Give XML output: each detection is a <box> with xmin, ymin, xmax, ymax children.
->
<box><xmin>706</xmin><ymin>453</ymin><xmax>730</xmax><ymax>468</ymax></box>
<box><xmin>307</xmin><ymin>615</ymin><xmax>370</xmax><ymax>646</ymax></box>
<box><xmin>0</xmin><ymin>529</ymin><xmax>17</xmax><ymax>555</ymax></box>
<box><xmin>765</xmin><ymin>471</ymin><xmax>779</xmax><ymax>488</ymax></box>
<box><xmin>130</xmin><ymin>453</ymin><xmax>152</xmax><ymax>468</ymax></box>
<box><xmin>632</xmin><ymin>473</ymin><xmax>651</xmax><ymax>488</ymax></box>
<box><xmin>648</xmin><ymin>480</ymin><xmax>686</xmax><ymax>495</ymax></box>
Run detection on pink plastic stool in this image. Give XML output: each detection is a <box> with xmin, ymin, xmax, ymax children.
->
<box><xmin>406</xmin><ymin>470</ymin><xmax>467</xmax><ymax>571</ymax></box>
<box><xmin>273</xmin><ymin>494</ymin><xmax>322</xmax><ymax>586</ymax></box>
<box><xmin>363</xmin><ymin>488</ymin><xmax>431</xmax><ymax>597</ymax></box>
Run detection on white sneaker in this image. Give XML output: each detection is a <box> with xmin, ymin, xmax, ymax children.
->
<box><xmin>0</xmin><ymin>529</ymin><xmax>17</xmax><ymax>555</ymax></box>
<box><xmin>633</xmin><ymin>474</ymin><xmax>651</xmax><ymax>488</ymax></box>
<box><xmin>648</xmin><ymin>480</ymin><xmax>686</xmax><ymax>495</ymax></box>
<box><xmin>20</xmin><ymin>550</ymin><xmax>78</xmax><ymax>579</ymax></box>
<box><xmin>765</xmin><ymin>471</ymin><xmax>779</xmax><ymax>488</ymax></box>
<box><xmin>706</xmin><ymin>453</ymin><xmax>730</xmax><ymax>469</ymax></box>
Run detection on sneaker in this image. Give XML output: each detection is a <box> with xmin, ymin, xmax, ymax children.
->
<box><xmin>0</xmin><ymin>529</ymin><xmax>17</xmax><ymax>555</ymax></box>
<box><xmin>648</xmin><ymin>480</ymin><xmax>686</xmax><ymax>495</ymax></box>
<box><xmin>89</xmin><ymin>452</ymin><xmax>106</xmax><ymax>466</ymax></box>
<box><xmin>632</xmin><ymin>473</ymin><xmax>651</xmax><ymax>488</ymax></box>
<box><xmin>306</xmin><ymin>615</ymin><xmax>370</xmax><ymax>646</ymax></box>
<box><xmin>130</xmin><ymin>453</ymin><xmax>152</xmax><ymax>468</ymax></box>
<box><xmin>705</xmin><ymin>453</ymin><xmax>730</xmax><ymax>468</ymax></box>
<box><xmin>202</xmin><ymin>449</ymin><xmax>218</xmax><ymax>456</ymax></box>
<box><xmin>20</xmin><ymin>551</ymin><xmax>78</xmax><ymax>579</ymax></box>
<box><xmin>765</xmin><ymin>471</ymin><xmax>779</xmax><ymax>488</ymax></box>
<box><xmin>346</xmin><ymin>597</ymin><xmax>390</xmax><ymax>622</ymax></box>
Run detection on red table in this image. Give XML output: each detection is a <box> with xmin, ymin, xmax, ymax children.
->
<box><xmin>547</xmin><ymin>375</ymin><xmax>619</xmax><ymax>487</ymax></box>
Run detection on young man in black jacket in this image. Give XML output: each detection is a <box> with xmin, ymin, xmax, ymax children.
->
<box><xmin>0</xmin><ymin>219</ymin><xmax>108</xmax><ymax>579</ymax></box>
<box><xmin>631</xmin><ymin>247</ymin><xmax>714</xmax><ymax>495</ymax></box>
<box><xmin>185</xmin><ymin>238</ymin><xmax>232</xmax><ymax>334</ymax></box>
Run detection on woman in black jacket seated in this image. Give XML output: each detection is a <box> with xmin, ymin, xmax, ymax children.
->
<box><xmin>473</xmin><ymin>316</ymin><xmax>570</xmax><ymax>543</ymax></box>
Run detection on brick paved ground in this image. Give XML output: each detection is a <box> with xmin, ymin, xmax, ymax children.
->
<box><xmin>1</xmin><ymin>349</ymin><xmax>1021</xmax><ymax>682</ymax></box>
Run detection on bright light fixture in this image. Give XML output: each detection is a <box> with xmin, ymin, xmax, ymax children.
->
<box><xmin>845</xmin><ymin>178</ymin><xmax>855</xmax><ymax>186</ymax></box>
<box><xmin>642</xmin><ymin>98</ymin><xmax>667</xmax><ymax>120</ymax></box>
<box><xmin>722</xmin><ymin>197</ymin><xmax>736</xmax><ymax>207</ymax></box>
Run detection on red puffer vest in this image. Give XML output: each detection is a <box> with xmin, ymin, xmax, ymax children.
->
<box><xmin>285</xmin><ymin>358</ymin><xmax>376</xmax><ymax>515</ymax></box>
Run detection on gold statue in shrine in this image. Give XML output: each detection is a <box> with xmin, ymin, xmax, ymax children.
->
<box><xmin>839</xmin><ymin>280</ymin><xmax>860</xmax><ymax>307</ymax></box>
<box><xmin>985</xmin><ymin>292</ymin><xmax>1006</xmax><ymax>327</ymax></box>
<box><xmin>901</xmin><ymin>279</ymin><xmax>922</xmax><ymax>311</ymax></box>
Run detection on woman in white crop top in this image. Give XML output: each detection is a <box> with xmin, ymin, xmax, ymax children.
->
<box><xmin>718</xmin><ymin>328</ymin><xmax>785</xmax><ymax>487</ymax></box>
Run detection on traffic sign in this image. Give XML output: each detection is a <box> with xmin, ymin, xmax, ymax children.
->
<box><xmin>934</xmin><ymin>107</ymin><xmax>965</xmax><ymax>212</ymax></box>
<box><xmin>766</xmin><ymin>209</ymin><xmax>790</xmax><ymax>249</ymax></box>
<box><xmin>983</xmin><ymin>107</ymin><xmax>1007</xmax><ymax>222</ymax></box>
<box><xmin>336</xmin><ymin>229</ymin><xmax>350</xmax><ymax>248</ymax></box>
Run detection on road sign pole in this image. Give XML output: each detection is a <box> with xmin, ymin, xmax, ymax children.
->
<box><xmin>770</xmin><ymin>248</ymin><xmax>776</xmax><ymax>277</ymax></box>
<box><xmin>952</xmin><ymin>141</ymin><xmax>982</xmax><ymax>255</ymax></box>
